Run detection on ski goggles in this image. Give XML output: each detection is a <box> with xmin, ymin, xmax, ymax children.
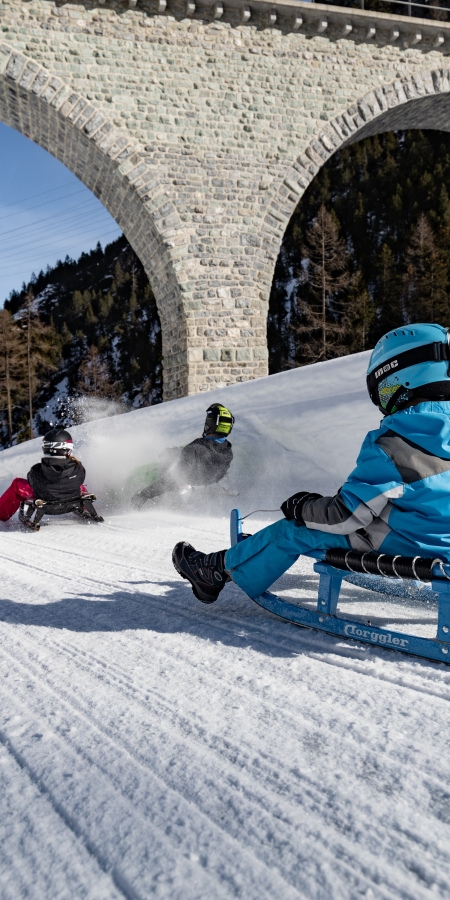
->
<box><xmin>366</xmin><ymin>340</ymin><xmax>450</xmax><ymax>407</ymax></box>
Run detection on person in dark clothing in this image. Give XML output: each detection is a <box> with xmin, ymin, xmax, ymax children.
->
<box><xmin>131</xmin><ymin>404</ymin><xmax>234</xmax><ymax>509</ymax></box>
<box><xmin>27</xmin><ymin>450</ymin><xmax>86</xmax><ymax>502</ymax></box>
<box><xmin>0</xmin><ymin>428</ymin><xmax>103</xmax><ymax>529</ymax></box>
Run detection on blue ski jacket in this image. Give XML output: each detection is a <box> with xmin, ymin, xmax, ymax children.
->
<box><xmin>300</xmin><ymin>400</ymin><xmax>450</xmax><ymax>560</ymax></box>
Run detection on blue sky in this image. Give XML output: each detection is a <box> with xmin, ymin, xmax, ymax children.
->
<box><xmin>0</xmin><ymin>122</ymin><xmax>122</xmax><ymax>304</ymax></box>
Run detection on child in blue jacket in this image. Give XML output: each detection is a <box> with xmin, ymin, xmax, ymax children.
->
<box><xmin>172</xmin><ymin>323</ymin><xmax>450</xmax><ymax>604</ymax></box>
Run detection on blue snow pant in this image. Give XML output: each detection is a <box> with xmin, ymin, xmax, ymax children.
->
<box><xmin>224</xmin><ymin>518</ymin><xmax>351</xmax><ymax>598</ymax></box>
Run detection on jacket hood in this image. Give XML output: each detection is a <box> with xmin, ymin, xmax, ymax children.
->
<box><xmin>382</xmin><ymin>400</ymin><xmax>450</xmax><ymax>459</ymax></box>
<box><xmin>40</xmin><ymin>456</ymin><xmax>81</xmax><ymax>481</ymax></box>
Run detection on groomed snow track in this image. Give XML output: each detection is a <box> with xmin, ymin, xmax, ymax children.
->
<box><xmin>1</xmin><ymin>353</ymin><xmax>450</xmax><ymax>899</ymax></box>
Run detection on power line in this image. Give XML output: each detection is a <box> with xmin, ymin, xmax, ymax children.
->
<box><xmin>0</xmin><ymin>186</ymin><xmax>87</xmax><ymax>224</ymax></box>
<box><xmin>0</xmin><ymin>211</ymin><xmax>114</xmax><ymax>250</ymax></box>
<box><xmin>0</xmin><ymin>197</ymin><xmax>114</xmax><ymax>240</ymax></box>
<box><xmin>0</xmin><ymin>228</ymin><xmax>122</xmax><ymax>278</ymax></box>
<box><xmin>0</xmin><ymin>231</ymin><xmax>122</xmax><ymax>276</ymax></box>
<box><xmin>0</xmin><ymin>214</ymin><xmax>116</xmax><ymax>255</ymax></box>
<box><xmin>2</xmin><ymin>232</ymin><xmax>126</xmax><ymax>302</ymax></box>
<box><xmin>0</xmin><ymin>179</ymin><xmax>82</xmax><ymax>208</ymax></box>
<box><xmin>0</xmin><ymin>213</ymin><xmax>120</xmax><ymax>258</ymax></box>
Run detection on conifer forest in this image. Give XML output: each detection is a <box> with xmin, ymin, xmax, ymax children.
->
<box><xmin>0</xmin><ymin>237</ymin><xmax>162</xmax><ymax>447</ymax></box>
<box><xmin>268</xmin><ymin>129</ymin><xmax>450</xmax><ymax>373</ymax></box>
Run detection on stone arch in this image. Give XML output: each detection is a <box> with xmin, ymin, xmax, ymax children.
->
<box><xmin>262</xmin><ymin>68</ymin><xmax>450</xmax><ymax>308</ymax></box>
<box><xmin>0</xmin><ymin>41</ymin><xmax>190</xmax><ymax>401</ymax></box>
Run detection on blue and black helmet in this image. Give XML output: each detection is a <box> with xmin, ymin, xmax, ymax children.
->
<box><xmin>366</xmin><ymin>323</ymin><xmax>450</xmax><ymax>415</ymax></box>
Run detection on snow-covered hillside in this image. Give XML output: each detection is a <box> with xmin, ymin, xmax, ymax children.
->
<box><xmin>1</xmin><ymin>353</ymin><xmax>450</xmax><ymax>900</ymax></box>
<box><xmin>0</xmin><ymin>350</ymin><xmax>380</xmax><ymax>509</ymax></box>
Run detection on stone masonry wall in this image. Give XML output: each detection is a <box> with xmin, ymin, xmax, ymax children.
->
<box><xmin>1</xmin><ymin>1</ymin><xmax>450</xmax><ymax>398</ymax></box>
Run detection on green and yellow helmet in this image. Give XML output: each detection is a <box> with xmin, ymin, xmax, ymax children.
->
<box><xmin>204</xmin><ymin>404</ymin><xmax>235</xmax><ymax>437</ymax></box>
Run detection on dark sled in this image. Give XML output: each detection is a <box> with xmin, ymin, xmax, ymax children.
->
<box><xmin>230</xmin><ymin>508</ymin><xmax>450</xmax><ymax>665</ymax></box>
<box><xmin>20</xmin><ymin>493</ymin><xmax>103</xmax><ymax>531</ymax></box>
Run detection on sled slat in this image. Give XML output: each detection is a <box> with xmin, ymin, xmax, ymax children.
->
<box><xmin>316</xmin><ymin>561</ymin><xmax>344</xmax><ymax>615</ymax></box>
<box><xmin>434</xmin><ymin>580</ymin><xmax>450</xmax><ymax>644</ymax></box>
<box><xmin>252</xmin><ymin>588</ymin><xmax>450</xmax><ymax>664</ymax></box>
<box><xmin>230</xmin><ymin>508</ymin><xmax>244</xmax><ymax>546</ymax></box>
<box><xmin>229</xmin><ymin>510</ymin><xmax>450</xmax><ymax>663</ymax></box>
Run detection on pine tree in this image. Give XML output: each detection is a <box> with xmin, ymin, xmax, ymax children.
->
<box><xmin>0</xmin><ymin>310</ymin><xmax>27</xmax><ymax>446</ymax></box>
<box><xmin>342</xmin><ymin>271</ymin><xmax>375</xmax><ymax>354</ymax></box>
<box><xmin>375</xmin><ymin>244</ymin><xmax>403</xmax><ymax>336</ymax></box>
<box><xmin>20</xmin><ymin>290</ymin><xmax>60</xmax><ymax>440</ymax></box>
<box><xmin>269</xmin><ymin>129</ymin><xmax>450</xmax><ymax>368</ymax></box>
<box><xmin>75</xmin><ymin>345</ymin><xmax>119</xmax><ymax>399</ymax></box>
<box><xmin>402</xmin><ymin>214</ymin><xmax>449</xmax><ymax>323</ymax></box>
<box><xmin>129</xmin><ymin>251</ymin><xmax>138</xmax><ymax>321</ymax></box>
<box><xmin>1</xmin><ymin>235</ymin><xmax>162</xmax><ymax>442</ymax></box>
<box><xmin>72</xmin><ymin>289</ymin><xmax>97</xmax><ymax>326</ymax></box>
<box><xmin>295</xmin><ymin>205</ymin><xmax>351</xmax><ymax>363</ymax></box>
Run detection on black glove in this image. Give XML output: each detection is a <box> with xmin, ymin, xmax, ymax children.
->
<box><xmin>131</xmin><ymin>484</ymin><xmax>160</xmax><ymax>509</ymax></box>
<box><xmin>280</xmin><ymin>491</ymin><xmax>323</xmax><ymax>524</ymax></box>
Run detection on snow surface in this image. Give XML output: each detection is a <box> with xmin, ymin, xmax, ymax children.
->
<box><xmin>1</xmin><ymin>352</ymin><xmax>450</xmax><ymax>900</ymax></box>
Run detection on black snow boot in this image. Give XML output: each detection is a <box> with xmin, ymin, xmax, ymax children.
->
<box><xmin>18</xmin><ymin>500</ymin><xmax>39</xmax><ymax>532</ymax></box>
<box><xmin>73</xmin><ymin>500</ymin><xmax>104</xmax><ymax>523</ymax></box>
<box><xmin>75</xmin><ymin>497</ymin><xmax>104</xmax><ymax>523</ymax></box>
<box><xmin>172</xmin><ymin>542</ymin><xmax>230</xmax><ymax>604</ymax></box>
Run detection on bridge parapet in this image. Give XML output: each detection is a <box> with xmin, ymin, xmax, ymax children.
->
<box><xmin>103</xmin><ymin>0</ymin><xmax>450</xmax><ymax>48</ymax></box>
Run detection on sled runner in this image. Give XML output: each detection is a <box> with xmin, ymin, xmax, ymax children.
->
<box><xmin>230</xmin><ymin>509</ymin><xmax>450</xmax><ymax>664</ymax></box>
<box><xmin>19</xmin><ymin>493</ymin><xmax>103</xmax><ymax>531</ymax></box>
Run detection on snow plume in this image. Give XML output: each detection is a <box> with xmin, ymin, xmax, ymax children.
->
<box><xmin>69</xmin><ymin>395</ymin><xmax>129</xmax><ymax>425</ymax></box>
<box><xmin>0</xmin><ymin>350</ymin><xmax>380</xmax><ymax>518</ymax></box>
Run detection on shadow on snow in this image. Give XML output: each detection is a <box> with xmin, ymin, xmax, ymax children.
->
<box><xmin>0</xmin><ymin>570</ymin><xmax>440</xmax><ymax>665</ymax></box>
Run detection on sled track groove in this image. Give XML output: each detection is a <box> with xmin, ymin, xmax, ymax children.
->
<box><xmin>2</xmin><ymin>519</ymin><xmax>450</xmax><ymax>898</ymax></box>
<box><xmin>0</xmin><ymin>638</ymin><xmax>371</xmax><ymax>900</ymax></box>
<box><xmin>0</xmin><ymin>651</ymin><xmax>276</xmax><ymax>900</ymax></box>
<box><xmin>0</xmin><ymin>729</ymin><xmax>142</xmax><ymax>900</ymax></box>
<box><xmin>2</xmin><ymin>536</ymin><xmax>450</xmax><ymax>704</ymax></box>
<box><xmin>0</xmin><ymin>624</ymin><xmax>450</xmax><ymax>896</ymax></box>
<box><xmin>33</xmin><ymin>626</ymin><xmax>450</xmax><ymax>782</ymax></box>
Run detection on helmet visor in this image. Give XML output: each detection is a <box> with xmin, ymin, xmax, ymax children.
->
<box><xmin>42</xmin><ymin>439</ymin><xmax>73</xmax><ymax>457</ymax></box>
<box><xmin>367</xmin><ymin>340</ymin><xmax>450</xmax><ymax>410</ymax></box>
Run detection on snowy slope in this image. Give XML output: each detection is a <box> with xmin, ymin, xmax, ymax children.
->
<box><xmin>0</xmin><ymin>350</ymin><xmax>381</xmax><ymax>509</ymax></box>
<box><xmin>1</xmin><ymin>353</ymin><xmax>450</xmax><ymax>900</ymax></box>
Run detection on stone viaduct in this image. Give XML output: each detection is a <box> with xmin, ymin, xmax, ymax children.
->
<box><xmin>2</xmin><ymin>1</ymin><xmax>450</xmax><ymax>399</ymax></box>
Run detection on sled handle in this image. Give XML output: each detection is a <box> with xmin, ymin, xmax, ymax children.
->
<box><xmin>230</xmin><ymin>509</ymin><xmax>244</xmax><ymax>546</ymax></box>
<box><xmin>230</xmin><ymin>507</ymin><xmax>288</xmax><ymax>545</ymax></box>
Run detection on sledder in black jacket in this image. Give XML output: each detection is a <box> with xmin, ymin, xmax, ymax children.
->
<box><xmin>132</xmin><ymin>404</ymin><xmax>234</xmax><ymax>508</ymax></box>
<box><xmin>23</xmin><ymin>429</ymin><xmax>103</xmax><ymax>530</ymax></box>
<box><xmin>28</xmin><ymin>455</ymin><xmax>86</xmax><ymax>502</ymax></box>
<box><xmin>179</xmin><ymin>436</ymin><xmax>233</xmax><ymax>485</ymax></box>
<box><xmin>0</xmin><ymin>429</ymin><xmax>103</xmax><ymax>530</ymax></box>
